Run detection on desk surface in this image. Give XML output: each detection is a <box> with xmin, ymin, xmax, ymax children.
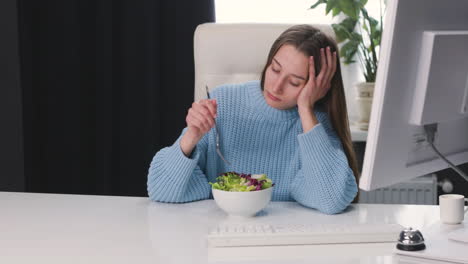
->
<box><xmin>0</xmin><ymin>192</ymin><xmax>440</xmax><ymax>264</ymax></box>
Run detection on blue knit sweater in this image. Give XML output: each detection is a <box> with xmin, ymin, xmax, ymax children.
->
<box><xmin>147</xmin><ymin>80</ymin><xmax>358</xmax><ymax>214</ymax></box>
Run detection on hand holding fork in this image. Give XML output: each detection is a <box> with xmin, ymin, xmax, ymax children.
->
<box><xmin>205</xmin><ymin>86</ymin><xmax>231</xmax><ymax>165</ymax></box>
<box><xmin>179</xmin><ymin>86</ymin><xmax>231</xmax><ymax>165</ymax></box>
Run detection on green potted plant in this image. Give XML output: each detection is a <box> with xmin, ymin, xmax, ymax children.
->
<box><xmin>310</xmin><ymin>0</ymin><xmax>385</xmax><ymax>130</ymax></box>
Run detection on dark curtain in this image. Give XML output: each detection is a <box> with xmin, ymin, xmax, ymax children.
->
<box><xmin>17</xmin><ymin>0</ymin><xmax>215</xmax><ymax>196</ymax></box>
<box><xmin>0</xmin><ymin>0</ymin><xmax>24</xmax><ymax>191</ymax></box>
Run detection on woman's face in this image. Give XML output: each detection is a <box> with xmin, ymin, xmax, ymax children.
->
<box><xmin>263</xmin><ymin>44</ymin><xmax>309</xmax><ymax>110</ymax></box>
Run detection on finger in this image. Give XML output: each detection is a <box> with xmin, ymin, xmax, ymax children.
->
<box><xmin>309</xmin><ymin>56</ymin><xmax>316</xmax><ymax>83</ymax></box>
<box><xmin>317</xmin><ymin>48</ymin><xmax>328</xmax><ymax>84</ymax></box>
<box><xmin>194</xmin><ymin>115</ymin><xmax>212</xmax><ymax>133</ymax></box>
<box><xmin>198</xmin><ymin>99</ymin><xmax>217</xmax><ymax>119</ymax></box>
<box><xmin>189</xmin><ymin>108</ymin><xmax>213</xmax><ymax>131</ymax></box>
<box><xmin>186</xmin><ymin>114</ymin><xmax>199</xmax><ymax>129</ymax></box>
<box><xmin>300</xmin><ymin>84</ymin><xmax>312</xmax><ymax>99</ymax></box>
<box><xmin>196</xmin><ymin>100</ymin><xmax>217</xmax><ymax>120</ymax></box>
<box><xmin>331</xmin><ymin>51</ymin><xmax>337</xmax><ymax>80</ymax></box>
<box><xmin>201</xmin><ymin>99</ymin><xmax>217</xmax><ymax>118</ymax></box>
<box><xmin>195</xmin><ymin>101</ymin><xmax>214</xmax><ymax>120</ymax></box>
<box><xmin>197</xmin><ymin>110</ymin><xmax>215</xmax><ymax>130</ymax></box>
<box><xmin>322</xmin><ymin>51</ymin><xmax>337</xmax><ymax>97</ymax></box>
<box><xmin>186</xmin><ymin>113</ymin><xmax>202</xmax><ymax>130</ymax></box>
<box><xmin>187</xmin><ymin>115</ymin><xmax>209</xmax><ymax>133</ymax></box>
<box><xmin>325</xmin><ymin>46</ymin><xmax>333</xmax><ymax>81</ymax></box>
<box><xmin>187</xmin><ymin>108</ymin><xmax>206</xmax><ymax>128</ymax></box>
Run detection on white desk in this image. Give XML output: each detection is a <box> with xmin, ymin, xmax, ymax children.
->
<box><xmin>0</xmin><ymin>192</ymin><xmax>441</xmax><ymax>264</ymax></box>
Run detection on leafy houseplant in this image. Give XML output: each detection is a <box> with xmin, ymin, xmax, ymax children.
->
<box><xmin>310</xmin><ymin>0</ymin><xmax>384</xmax><ymax>82</ymax></box>
<box><xmin>310</xmin><ymin>0</ymin><xmax>385</xmax><ymax>130</ymax></box>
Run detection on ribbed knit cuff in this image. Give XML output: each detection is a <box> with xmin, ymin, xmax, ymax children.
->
<box><xmin>295</xmin><ymin>123</ymin><xmax>357</xmax><ymax>214</ymax></box>
<box><xmin>171</xmin><ymin>142</ymin><xmax>199</xmax><ymax>175</ymax></box>
<box><xmin>153</xmin><ymin>143</ymin><xmax>200</xmax><ymax>201</ymax></box>
<box><xmin>298</xmin><ymin>124</ymin><xmax>337</xmax><ymax>156</ymax></box>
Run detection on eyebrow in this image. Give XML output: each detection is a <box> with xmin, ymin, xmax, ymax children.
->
<box><xmin>272</xmin><ymin>58</ymin><xmax>307</xmax><ymax>81</ymax></box>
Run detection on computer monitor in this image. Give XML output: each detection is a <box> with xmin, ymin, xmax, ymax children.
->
<box><xmin>359</xmin><ymin>0</ymin><xmax>468</xmax><ymax>191</ymax></box>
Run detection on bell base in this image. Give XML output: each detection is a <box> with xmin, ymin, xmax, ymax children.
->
<box><xmin>396</xmin><ymin>243</ymin><xmax>426</xmax><ymax>251</ymax></box>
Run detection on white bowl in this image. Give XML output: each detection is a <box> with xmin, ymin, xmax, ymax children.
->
<box><xmin>212</xmin><ymin>187</ymin><xmax>273</xmax><ymax>218</ymax></box>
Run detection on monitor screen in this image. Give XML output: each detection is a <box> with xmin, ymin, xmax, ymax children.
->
<box><xmin>359</xmin><ymin>0</ymin><xmax>468</xmax><ymax>191</ymax></box>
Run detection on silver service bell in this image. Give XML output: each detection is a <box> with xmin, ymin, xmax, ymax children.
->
<box><xmin>396</xmin><ymin>227</ymin><xmax>426</xmax><ymax>251</ymax></box>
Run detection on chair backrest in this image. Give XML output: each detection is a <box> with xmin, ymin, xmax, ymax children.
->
<box><xmin>193</xmin><ymin>23</ymin><xmax>335</xmax><ymax>101</ymax></box>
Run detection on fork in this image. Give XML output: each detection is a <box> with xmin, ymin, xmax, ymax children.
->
<box><xmin>205</xmin><ymin>85</ymin><xmax>231</xmax><ymax>166</ymax></box>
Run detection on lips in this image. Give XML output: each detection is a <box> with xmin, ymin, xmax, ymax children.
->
<box><xmin>266</xmin><ymin>91</ymin><xmax>281</xmax><ymax>102</ymax></box>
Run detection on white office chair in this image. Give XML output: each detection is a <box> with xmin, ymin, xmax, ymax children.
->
<box><xmin>193</xmin><ymin>23</ymin><xmax>335</xmax><ymax>101</ymax></box>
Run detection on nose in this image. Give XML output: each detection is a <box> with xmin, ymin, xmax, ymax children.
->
<box><xmin>271</xmin><ymin>78</ymin><xmax>284</xmax><ymax>94</ymax></box>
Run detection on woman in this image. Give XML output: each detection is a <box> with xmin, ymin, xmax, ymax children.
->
<box><xmin>147</xmin><ymin>25</ymin><xmax>359</xmax><ymax>214</ymax></box>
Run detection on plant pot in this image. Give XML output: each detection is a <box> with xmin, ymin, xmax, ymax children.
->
<box><xmin>355</xmin><ymin>82</ymin><xmax>375</xmax><ymax>131</ymax></box>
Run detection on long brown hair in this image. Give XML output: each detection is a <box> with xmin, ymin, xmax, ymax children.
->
<box><xmin>260</xmin><ymin>24</ymin><xmax>360</xmax><ymax>191</ymax></box>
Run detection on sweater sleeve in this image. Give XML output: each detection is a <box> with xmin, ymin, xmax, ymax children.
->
<box><xmin>147</xmin><ymin>128</ymin><xmax>211</xmax><ymax>203</ymax></box>
<box><xmin>291</xmin><ymin>112</ymin><xmax>358</xmax><ymax>214</ymax></box>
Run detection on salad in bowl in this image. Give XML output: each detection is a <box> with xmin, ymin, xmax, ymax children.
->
<box><xmin>209</xmin><ymin>172</ymin><xmax>274</xmax><ymax>192</ymax></box>
<box><xmin>210</xmin><ymin>172</ymin><xmax>274</xmax><ymax>218</ymax></box>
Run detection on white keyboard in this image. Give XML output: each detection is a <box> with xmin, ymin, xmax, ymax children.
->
<box><xmin>207</xmin><ymin>223</ymin><xmax>404</xmax><ymax>247</ymax></box>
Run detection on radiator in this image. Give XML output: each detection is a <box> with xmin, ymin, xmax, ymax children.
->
<box><xmin>359</xmin><ymin>174</ymin><xmax>437</xmax><ymax>205</ymax></box>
